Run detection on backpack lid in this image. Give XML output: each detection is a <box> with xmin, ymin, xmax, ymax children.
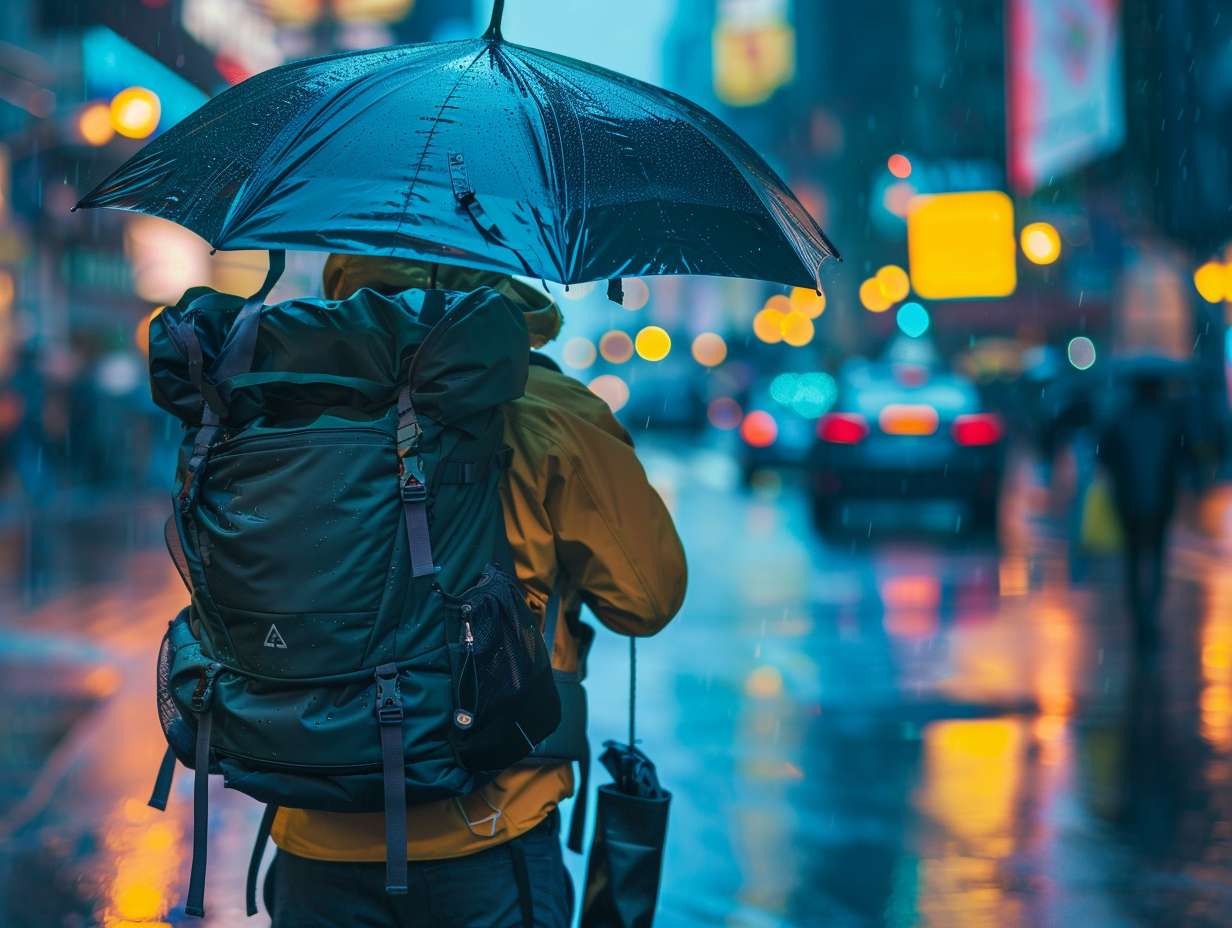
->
<box><xmin>150</xmin><ymin>284</ymin><xmax>529</xmax><ymax>427</ymax></box>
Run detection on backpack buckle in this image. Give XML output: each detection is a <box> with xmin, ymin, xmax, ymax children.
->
<box><xmin>399</xmin><ymin>476</ymin><xmax>427</xmax><ymax>504</ymax></box>
<box><xmin>374</xmin><ymin>665</ymin><xmax>403</xmax><ymax>725</ymax></box>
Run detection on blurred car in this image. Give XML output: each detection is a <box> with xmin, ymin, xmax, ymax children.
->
<box><xmin>809</xmin><ymin>339</ymin><xmax>1006</xmax><ymax>532</ymax></box>
<box><xmin>736</xmin><ymin>369</ymin><xmax>838</xmax><ymax>483</ymax></box>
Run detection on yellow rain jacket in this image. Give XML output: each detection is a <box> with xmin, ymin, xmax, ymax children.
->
<box><xmin>271</xmin><ymin>255</ymin><xmax>687</xmax><ymax>862</ymax></box>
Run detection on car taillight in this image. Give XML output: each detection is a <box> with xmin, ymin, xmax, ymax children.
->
<box><xmin>741</xmin><ymin>410</ymin><xmax>778</xmax><ymax>447</ymax></box>
<box><xmin>817</xmin><ymin>412</ymin><xmax>869</xmax><ymax>444</ymax></box>
<box><xmin>879</xmin><ymin>404</ymin><xmax>939</xmax><ymax>436</ymax></box>
<box><xmin>952</xmin><ymin>413</ymin><xmax>1003</xmax><ymax>446</ymax></box>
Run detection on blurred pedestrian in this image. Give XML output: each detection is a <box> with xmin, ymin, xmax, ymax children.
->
<box><xmin>1098</xmin><ymin>369</ymin><xmax>1197</xmax><ymax>650</ymax></box>
<box><xmin>261</xmin><ymin>255</ymin><xmax>688</xmax><ymax>928</ymax></box>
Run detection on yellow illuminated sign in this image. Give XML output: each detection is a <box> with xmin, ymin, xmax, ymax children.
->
<box><xmin>713</xmin><ymin>24</ymin><xmax>795</xmax><ymax>107</ymax></box>
<box><xmin>908</xmin><ymin>191</ymin><xmax>1017</xmax><ymax>299</ymax></box>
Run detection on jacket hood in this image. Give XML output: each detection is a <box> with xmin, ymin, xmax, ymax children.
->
<box><xmin>323</xmin><ymin>254</ymin><xmax>562</xmax><ymax>349</ymax></box>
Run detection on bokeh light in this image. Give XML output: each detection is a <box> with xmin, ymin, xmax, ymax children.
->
<box><xmin>78</xmin><ymin>102</ymin><xmax>114</xmax><ymax>146</ymax></box>
<box><xmin>753</xmin><ymin>307</ymin><xmax>786</xmax><ymax>343</ymax></box>
<box><xmin>598</xmin><ymin>330</ymin><xmax>634</xmax><ymax>364</ymax></box>
<box><xmin>1067</xmin><ymin>336</ymin><xmax>1097</xmax><ymax>371</ymax></box>
<box><xmin>876</xmin><ymin>264</ymin><xmax>911</xmax><ymax>302</ymax></box>
<box><xmin>621</xmin><ymin>277</ymin><xmax>650</xmax><ymax>310</ymax></box>
<box><xmin>707</xmin><ymin>396</ymin><xmax>743</xmax><ymax>430</ymax></box>
<box><xmin>740</xmin><ymin>410</ymin><xmax>778</xmax><ymax>448</ymax></box>
<box><xmin>635</xmin><ymin>325</ymin><xmax>671</xmax><ymax>361</ymax></box>
<box><xmin>1020</xmin><ymin>222</ymin><xmax>1062</xmax><ymax>265</ymax></box>
<box><xmin>887</xmin><ymin>153</ymin><xmax>912</xmax><ymax>179</ymax></box>
<box><xmin>1194</xmin><ymin>261</ymin><xmax>1226</xmax><ymax>303</ymax></box>
<box><xmin>883</xmin><ymin>181</ymin><xmax>917</xmax><ymax>217</ymax></box>
<box><xmin>562</xmin><ymin>336</ymin><xmax>597</xmax><ymax>369</ymax></box>
<box><xmin>691</xmin><ymin>332</ymin><xmax>728</xmax><ymax>367</ymax></box>
<box><xmin>859</xmin><ymin>278</ymin><xmax>892</xmax><ymax>312</ymax></box>
<box><xmin>896</xmin><ymin>301</ymin><xmax>931</xmax><ymax>338</ymax></box>
<box><xmin>781</xmin><ymin>311</ymin><xmax>815</xmax><ymax>347</ymax></box>
<box><xmin>764</xmin><ymin>293</ymin><xmax>792</xmax><ymax>314</ymax></box>
<box><xmin>588</xmin><ymin>374</ymin><xmax>630</xmax><ymax>412</ymax></box>
<box><xmin>789</xmin><ymin>286</ymin><xmax>826</xmax><ymax>318</ymax></box>
<box><xmin>110</xmin><ymin>86</ymin><xmax>161</xmax><ymax>139</ymax></box>
<box><xmin>769</xmin><ymin>372</ymin><xmax>837</xmax><ymax>418</ymax></box>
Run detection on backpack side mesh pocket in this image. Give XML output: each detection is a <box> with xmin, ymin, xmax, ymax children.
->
<box><xmin>447</xmin><ymin>564</ymin><xmax>560</xmax><ymax>771</ymax></box>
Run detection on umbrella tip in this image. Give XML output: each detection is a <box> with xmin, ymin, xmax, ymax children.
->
<box><xmin>483</xmin><ymin>0</ymin><xmax>505</xmax><ymax>41</ymax></box>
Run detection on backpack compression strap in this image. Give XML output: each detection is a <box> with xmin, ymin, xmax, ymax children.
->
<box><xmin>397</xmin><ymin>386</ymin><xmax>435</xmax><ymax>578</ymax></box>
<box><xmin>375</xmin><ymin>664</ymin><xmax>409</xmax><ymax>894</ymax></box>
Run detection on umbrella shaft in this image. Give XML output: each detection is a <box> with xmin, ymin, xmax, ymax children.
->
<box><xmin>485</xmin><ymin>0</ymin><xmax>505</xmax><ymax>40</ymax></box>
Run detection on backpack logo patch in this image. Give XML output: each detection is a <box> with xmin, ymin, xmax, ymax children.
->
<box><xmin>264</xmin><ymin>624</ymin><xmax>288</xmax><ymax>649</ymax></box>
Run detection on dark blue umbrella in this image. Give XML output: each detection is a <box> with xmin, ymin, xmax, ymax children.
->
<box><xmin>75</xmin><ymin>0</ymin><xmax>837</xmax><ymax>290</ymax></box>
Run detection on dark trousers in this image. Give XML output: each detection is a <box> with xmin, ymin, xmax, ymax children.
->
<box><xmin>265</xmin><ymin>811</ymin><xmax>573</xmax><ymax>928</ymax></box>
<box><xmin>1123</xmin><ymin>515</ymin><xmax>1168</xmax><ymax>647</ymax></box>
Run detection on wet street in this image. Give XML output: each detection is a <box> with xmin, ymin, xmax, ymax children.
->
<box><xmin>2</xmin><ymin>441</ymin><xmax>1232</xmax><ymax>927</ymax></box>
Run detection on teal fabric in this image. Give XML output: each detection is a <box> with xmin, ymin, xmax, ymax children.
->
<box><xmin>153</xmin><ymin>283</ymin><xmax>531</xmax><ymax>812</ymax></box>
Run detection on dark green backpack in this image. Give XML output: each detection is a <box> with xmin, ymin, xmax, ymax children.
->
<box><xmin>148</xmin><ymin>263</ymin><xmax>563</xmax><ymax>917</ymax></box>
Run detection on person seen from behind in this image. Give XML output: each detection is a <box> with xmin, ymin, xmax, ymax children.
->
<box><xmin>261</xmin><ymin>255</ymin><xmax>688</xmax><ymax>927</ymax></box>
<box><xmin>1097</xmin><ymin>370</ymin><xmax>1198</xmax><ymax>651</ymax></box>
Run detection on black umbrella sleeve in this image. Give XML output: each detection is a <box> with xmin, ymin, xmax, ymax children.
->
<box><xmin>581</xmin><ymin>784</ymin><xmax>671</xmax><ymax>928</ymax></box>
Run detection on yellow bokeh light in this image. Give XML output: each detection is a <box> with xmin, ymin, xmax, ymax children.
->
<box><xmin>781</xmin><ymin>311</ymin><xmax>814</xmax><ymax>347</ymax></box>
<box><xmin>753</xmin><ymin>307</ymin><xmax>785</xmax><ymax>343</ymax></box>
<box><xmin>876</xmin><ymin>265</ymin><xmax>910</xmax><ymax>302</ymax></box>
<box><xmin>110</xmin><ymin>87</ymin><xmax>161</xmax><ymax>139</ymax></box>
<box><xmin>908</xmin><ymin>190</ymin><xmax>1017</xmax><ymax>299</ymax></box>
<box><xmin>744</xmin><ymin>665</ymin><xmax>784</xmax><ymax>699</ymax></box>
<box><xmin>78</xmin><ymin>102</ymin><xmax>114</xmax><ymax>146</ymax></box>
<box><xmin>1194</xmin><ymin>261</ymin><xmax>1226</xmax><ymax>303</ymax></box>
<box><xmin>764</xmin><ymin>293</ymin><xmax>792</xmax><ymax>314</ymax></box>
<box><xmin>561</xmin><ymin>336</ymin><xmax>597</xmax><ymax>369</ymax></box>
<box><xmin>691</xmin><ymin>332</ymin><xmax>728</xmax><ymax>367</ymax></box>
<box><xmin>621</xmin><ymin>277</ymin><xmax>650</xmax><ymax>311</ymax></box>
<box><xmin>859</xmin><ymin>278</ymin><xmax>892</xmax><ymax>313</ymax></box>
<box><xmin>635</xmin><ymin>325</ymin><xmax>671</xmax><ymax>362</ymax></box>
<box><xmin>588</xmin><ymin>374</ymin><xmax>630</xmax><ymax>413</ymax></box>
<box><xmin>114</xmin><ymin>881</ymin><xmax>163</xmax><ymax>921</ymax></box>
<box><xmin>1020</xmin><ymin>221</ymin><xmax>1062</xmax><ymax>265</ymax></box>
<box><xmin>789</xmin><ymin>286</ymin><xmax>826</xmax><ymax>318</ymax></box>
<box><xmin>598</xmin><ymin>330</ymin><xmax>634</xmax><ymax>364</ymax></box>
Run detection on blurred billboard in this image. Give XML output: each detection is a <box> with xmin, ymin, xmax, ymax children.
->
<box><xmin>713</xmin><ymin>0</ymin><xmax>794</xmax><ymax>107</ymax></box>
<box><xmin>1007</xmin><ymin>0</ymin><xmax>1125</xmax><ymax>194</ymax></box>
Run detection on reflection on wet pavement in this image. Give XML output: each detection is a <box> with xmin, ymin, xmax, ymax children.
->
<box><xmin>2</xmin><ymin>445</ymin><xmax>1232</xmax><ymax>926</ymax></box>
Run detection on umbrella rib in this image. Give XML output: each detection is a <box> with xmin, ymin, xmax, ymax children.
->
<box><xmin>392</xmin><ymin>45</ymin><xmax>491</xmax><ymax>246</ymax></box>
<box><xmin>497</xmin><ymin>49</ymin><xmax>574</xmax><ymax>281</ymax></box>
<box><xmin>221</xmin><ymin>46</ymin><xmax>459</xmax><ymax>246</ymax></box>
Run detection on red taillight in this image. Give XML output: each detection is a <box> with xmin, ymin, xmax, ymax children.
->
<box><xmin>817</xmin><ymin>412</ymin><xmax>869</xmax><ymax>444</ymax></box>
<box><xmin>741</xmin><ymin>410</ymin><xmax>778</xmax><ymax>447</ymax></box>
<box><xmin>952</xmin><ymin>413</ymin><xmax>1003</xmax><ymax>446</ymax></box>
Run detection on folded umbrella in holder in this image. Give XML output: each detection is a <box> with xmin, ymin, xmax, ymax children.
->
<box><xmin>582</xmin><ymin>640</ymin><xmax>671</xmax><ymax>928</ymax></box>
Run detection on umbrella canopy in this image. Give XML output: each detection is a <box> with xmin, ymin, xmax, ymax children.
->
<box><xmin>75</xmin><ymin>0</ymin><xmax>837</xmax><ymax>290</ymax></box>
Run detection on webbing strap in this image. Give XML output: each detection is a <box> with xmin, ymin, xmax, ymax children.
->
<box><xmin>210</xmin><ymin>249</ymin><xmax>285</xmax><ymax>384</ymax></box>
<box><xmin>374</xmin><ymin>664</ymin><xmax>408</xmax><ymax>894</ymax></box>
<box><xmin>185</xmin><ymin>710</ymin><xmax>213</xmax><ymax>918</ymax></box>
<box><xmin>397</xmin><ymin>386</ymin><xmax>434</xmax><ymax>578</ymax></box>
<box><xmin>447</xmin><ymin>151</ymin><xmax>537</xmax><ymax>279</ymax></box>
<box><xmin>436</xmin><ymin>447</ymin><xmax>513</xmax><ymax>485</ymax></box>
<box><xmin>245</xmin><ymin>803</ymin><xmax>279</xmax><ymax>917</ymax></box>
<box><xmin>567</xmin><ymin>736</ymin><xmax>590</xmax><ymax>854</ymax></box>
<box><xmin>508</xmin><ymin>836</ymin><xmax>535</xmax><ymax>928</ymax></box>
<box><xmin>148</xmin><ymin>745</ymin><xmax>177</xmax><ymax>812</ymax></box>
